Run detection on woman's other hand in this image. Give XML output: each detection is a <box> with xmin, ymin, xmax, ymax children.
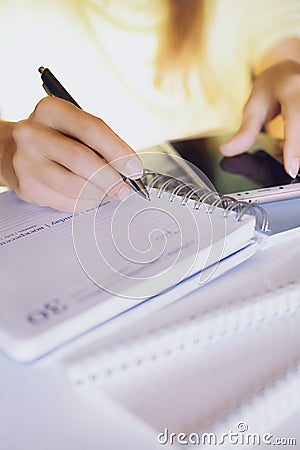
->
<box><xmin>221</xmin><ymin>39</ymin><xmax>300</xmax><ymax>179</ymax></box>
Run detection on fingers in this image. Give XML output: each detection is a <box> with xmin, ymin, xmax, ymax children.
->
<box><xmin>281</xmin><ymin>110</ymin><xmax>300</xmax><ymax>178</ymax></box>
<box><xmin>12</xmin><ymin>120</ymin><xmax>131</xmax><ymax>200</ymax></box>
<box><xmin>221</xmin><ymin>61</ymin><xmax>300</xmax><ymax>178</ymax></box>
<box><xmin>24</xmin><ymin>158</ymin><xmax>106</xmax><ymax>201</ymax></box>
<box><xmin>31</xmin><ymin>97</ymin><xmax>143</xmax><ymax>178</ymax></box>
<box><xmin>220</xmin><ymin>84</ymin><xmax>276</xmax><ymax>157</ymax></box>
<box><xmin>13</xmin><ymin>155</ymin><xmax>110</xmax><ymax>212</ymax></box>
<box><xmin>11</xmin><ymin>96</ymin><xmax>143</xmax><ymax>212</ymax></box>
<box><xmin>275</xmin><ymin>65</ymin><xmax>300</xmax><ymax>177</ymax></box>
<box><xmin>16</xmin><ymin>178</ymin><xmax>102</xmax><ymax>213</ymax></box>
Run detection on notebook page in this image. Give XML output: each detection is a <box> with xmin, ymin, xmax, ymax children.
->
<box><xmin>0</xmin><ymin>189</ymin><xmax>255</xmax><ymax>361</ymax></box>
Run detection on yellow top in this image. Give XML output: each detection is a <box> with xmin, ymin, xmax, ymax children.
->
<box><xmin>1</xmin><ymin>0</ymin><xmax>300</xmax><ymax>148</ymax></box>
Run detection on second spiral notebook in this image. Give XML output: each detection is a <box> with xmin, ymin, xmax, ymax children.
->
<box><xmin>0</xmin><ymin>172</ymin><xmax>266</xmax><ymax>362</ymax></box>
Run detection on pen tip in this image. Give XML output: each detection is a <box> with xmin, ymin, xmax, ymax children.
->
<box><xmin>38</xmin><ymin>66</ymin><xmax>45</xmax><ymax>74</ymax></box>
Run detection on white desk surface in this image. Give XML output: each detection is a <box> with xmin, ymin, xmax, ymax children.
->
<box><xmin>0</xmin><ymin>353</ymin><xmax>168</xmax><ymax>450</ymax></box>
<box><xmin>1</xmin><ymin>197</ymin><xmax>300</xmax><ymax>450</ymax></box>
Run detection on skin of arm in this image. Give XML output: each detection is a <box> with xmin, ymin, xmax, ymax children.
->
<box><xmin>221</xmin><ymin>38</ymin><xmax>300</xmax><ymax>178</ymax></box>
<box><xmin>0</xmin><ymin>97</ymin><xmax>143</xmax><ymax>212</ymax></box>
<box><xmin>0</xmin><ymin>121</ymin><xmax>15</xmax><ymax>188</ymax></box>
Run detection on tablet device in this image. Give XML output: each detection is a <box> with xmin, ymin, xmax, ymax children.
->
<box><xmin>170</xmin><ymin>133</ymin><xmax>300</xmax><ymax>204</ymax></box>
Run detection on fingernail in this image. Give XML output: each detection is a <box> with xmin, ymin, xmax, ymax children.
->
<box><xmin>124</xmin><ymin>158</ymin><xmax>143</xmax><ymax>179</ymax></box>
<box><xmin>288</xmin><ymin>158</ymin><xmax>299</xmax><ymax>179</ymax></box>
<box><xmin>220</xmin><ymin>143</ymin><xmax>230</xmax><ymax>155</ymax></box>
<box><xmin>117</xmin><ymin>184</ymin><xmax>131</xmax><ymax>200</ymax></box>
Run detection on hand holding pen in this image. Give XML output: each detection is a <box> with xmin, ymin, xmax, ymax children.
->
<box><xmin>1</xmin><ymin>68</ymin><xmax>148</xmax><ymax>212</ymax></box>
<box><xmin>39</xmin><ymin>67</ymin><xmax>149</xmax><ymax>202</ymax></box>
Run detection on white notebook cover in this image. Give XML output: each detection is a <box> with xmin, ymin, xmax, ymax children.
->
<box><xmin>0</xmin><ymin>185</ymin><xmax>258</xmax><ymax>363</ymax></box>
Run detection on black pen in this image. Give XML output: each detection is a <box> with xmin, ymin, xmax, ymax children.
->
<box><xmin>38</xmin><ymin>66</ymin><xmax>150</xmax><ymax>201</ymax></box>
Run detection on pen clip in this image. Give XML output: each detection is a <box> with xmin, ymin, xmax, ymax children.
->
<box><xmin>42</xmin><ymin>83</ymin><xmax>54</xmax><ymax>97</ymax></box>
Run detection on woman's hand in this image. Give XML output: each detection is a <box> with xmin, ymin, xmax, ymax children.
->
<box><xmin>0</xmin><ymin>97</ymin><xmax>143</xmax><ymax>212</ymax></box>
<box><xmin>220</xmin><ymin>60</ymin><xmax>300</xmax><ymax>178</ymax></box>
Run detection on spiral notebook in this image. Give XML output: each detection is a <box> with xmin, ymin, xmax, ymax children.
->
<box><xmin>0</xmin><ymin>171</ymin><xmax>266</xmax><ymax>363</ymax></box>
<box><xmin>64</xmin><ymin>285</ymin><xmax>300</xmax><ymax>439</ymax></box>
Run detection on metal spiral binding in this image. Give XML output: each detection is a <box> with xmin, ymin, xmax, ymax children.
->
<box><xmin>141</xmin><ymin>170</ymin><xmax>269</xmax><ymax>232</ymax></box>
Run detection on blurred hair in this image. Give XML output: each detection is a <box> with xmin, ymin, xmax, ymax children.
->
<box><xmin>154</xmin><ymin>0</ymin><xmax>215</xmax><ymax>98</ymax></box>
<box><xmin>73</xmin><ymin>0</ymin><xmax>221</xmax><ymax>103</ymax></box>
<box><xmin>155</xmin><ymin>0</ymin><xmax>205</xmax><ymax>82</ymax></box>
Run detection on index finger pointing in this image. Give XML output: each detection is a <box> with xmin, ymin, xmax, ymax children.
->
<box><xmin>281</xmin><ymin>110</ymin><xmax>300</xmax><ymax>178</ymax></box>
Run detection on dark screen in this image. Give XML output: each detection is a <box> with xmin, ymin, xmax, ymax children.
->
<box><xmin>171</xmin><ymin>136</ymin><xmax>300</xmax><ymax>194</ymax></box>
